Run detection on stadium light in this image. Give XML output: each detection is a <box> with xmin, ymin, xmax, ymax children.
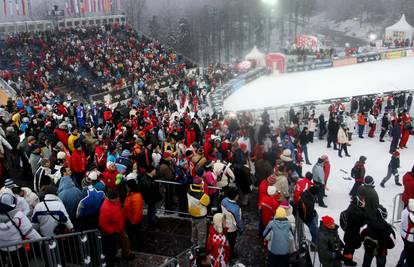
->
<box><xmin>262</xmin><ymin>0</ymin><xmax>278</xmax><ymax>5</ymax></box>
<box><xmin>369</xmin><ymin>33</ymin><xmax>377</xmax><ymax>41</ymax></box>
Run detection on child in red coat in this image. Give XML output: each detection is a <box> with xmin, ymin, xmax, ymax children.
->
<box><xmin>206</xmin><ymin>213</ymin><xmax>230</xmax><ymax>267</ymax></box>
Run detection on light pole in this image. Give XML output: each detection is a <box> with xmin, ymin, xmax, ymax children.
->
<box><xmin>261</xmin><ymin>0</ymin><xmax>278</xmax><ymax>52</ymax></box>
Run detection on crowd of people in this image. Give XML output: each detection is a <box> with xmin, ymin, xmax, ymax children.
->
<box><xmin>0</xmin><ymin>23</ymin><xmax>414</xmax><ymax>267</ymax></box>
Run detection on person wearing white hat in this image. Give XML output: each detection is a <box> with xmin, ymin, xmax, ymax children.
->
<box><xmin>0</xmin><ymin>190</ymin><xmax>41</xmax><ymax>260</ymax></box>
<box><xmin>206</xmin><ymin>213</ymin><xmax>230</xmax><ymax>267</ymax></box>
<box><xmin>401</xmin><ymin>199</ymin><xmax>414</xmax><ymax>266</ymax></box>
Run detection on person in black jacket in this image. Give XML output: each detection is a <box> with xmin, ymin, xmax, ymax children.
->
<box><xmin>298</xmin><ymin>186</ymin><xmax>319</xmax><ymax>247</ymax></box>
<box><xmin>139</xmin><ymin>166</ymin><xmax>162</xmax><ymax>227</ymax></box>
<box><xmin>357</xmin><ymin>176</ymin><xmax>379</xmax><ymax>222</ymax></box>
<box><xmin>380</xmin><ymin>151</ymin><xmax>402</xmax><ymax>187</ymax></box>
<box><xmin>389</xmin><ymin>119</ymin><xmax>402</xmax><ymax>153</ymax></box>
<box><xmin>342</xmin><ymin>199</ymin><xmax>365</xmax><ymax>266</ymax></box>
<box><xmin>318</xmin><ymin>216</ymin><xmax>343</xmax><ymax>267</ymax></box>
<box><xmin>319</xmin><ymin>114</ymin><xmax>327</xmax><ymax>140</ymax></box>
<box><xmin>361</xmin><ymin>205</ymin><xmax>396</xmax><ymax>267</ymax></box>
<box><xmin>327</xmin><ymin>116</ymin><xmax>339</xmax><ymax>150</ymax></box>
<box><xmin>299</xmin><ymin>127</ymin><xmax>311</xmax><ymax>165</ymax></box>
<box><xmin>379</xmin><ymin>113</ymin><xmax>390</xmax><ymax>142</ymax></box>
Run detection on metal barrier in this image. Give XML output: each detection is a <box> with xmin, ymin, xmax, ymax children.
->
<box><xmin>391</xmin><ymin>193</ymin><xmax>404</xmax><ymax>226</ymax></box>
<box><xmin>0</xmin><ymin>229</ymin><xmax>104</xmax><ymax>267</ymax></box>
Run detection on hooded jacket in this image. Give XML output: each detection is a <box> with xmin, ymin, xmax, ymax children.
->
<box><xmin>361</xmin><ymin>215</ymin><xmax>395</xmax><ymax>256</ymax></box>
<box><xmin>31</xmin><ymin>194</ymin><xmax>73</xmax><ymax>237</ymax></box>
<box><xmin>402</xmin><ymin>172</ymin><xmax>414</xmax><ymax>205</ymax></box>
<box><xmin>58</xmin><ymin>176</ymin><xmax>83</xmax><ymax>222</ymax></box>
<box><xmin>357</xmin><ymin>184</ymin><xmax>379</xmax><ymax>221</ymax></box>
<box><xmin>318</xmin><ymin>223</ymin><xmax>342</xmax><ymax>267</ymax></box>
<box><xmin>99</xmin><ymin>198</ymin><xmax>124</xmax><ymax>235</ymax></box>
<box><xmin>0</xmin><ymin>211</ymin><xmax>41</xmax><ymax>251</ymax></box>
<box><xmin>123</xmin><ymin>192</ymin><xmax>143</xmax><ymax>224</ymax></box>
<box><xmin>221</xmin><ymin>197</ymin><xmax>244</xmax><ymax>233</ymax></box>
<box><xmin>263</xmin><ymin>219</ymin><xmax>291</xmax><ymax>255</ymax></box>
<box><xmin>312</xmin><ymin>162</ymin><xmax>325</xmax><ymax>185</ymax></box>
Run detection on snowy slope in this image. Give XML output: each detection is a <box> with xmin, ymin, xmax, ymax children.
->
<box><xmin>224</xmin><ymin>56</ymin><xmax>414</xmax><ymax>112</ymax></box>
<box><xmin>302</xmin><ymin>134</ymin><xmax>411</xmax><ymax>266</ymax></box>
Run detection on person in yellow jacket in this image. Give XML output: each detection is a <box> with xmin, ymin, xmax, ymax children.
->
<box><xmin>67</xmin><ymin>128</ymin><xmax>80</xmax><ymax>152</ymax></box>
<box><xmin>188</xmin><ymin>170</ymin><xmax>210</xmax><ymax>247</ymax></box>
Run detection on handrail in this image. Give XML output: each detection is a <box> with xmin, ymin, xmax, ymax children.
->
<box><xmin>391</xmin><ymin>192</ymin><xmax>404</xmax><ymax>226</ymax></box>
<box><xmin>0</xmin><ymin>77</ymin><xmax>17</xmax><ymax>98</ymax></box>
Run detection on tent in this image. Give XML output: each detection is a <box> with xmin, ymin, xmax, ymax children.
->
<box><xmin>245</xmin><ymin>46</ymin><xmax>266</xmax><ymax>67</ymax></box>
<box><xmin>385</xmin><ymin>14</ymin><xmax>414</xmax><ymax>42</ymax></box>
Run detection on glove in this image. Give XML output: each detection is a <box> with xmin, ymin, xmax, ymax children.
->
<box><xmin>115</xmin><ymin>173</ymin><xmax>123</xmax><ymax>185</ymax></box>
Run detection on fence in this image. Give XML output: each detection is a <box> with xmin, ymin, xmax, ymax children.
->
<box><xmin>391</xmin><ymin>193</ymin><xmax>404</xmax><ymax>226</ymax></box>
<box><xmin>0</xmin><ymin>229</ymin><xmax>104</xmax><ymax>267</ymax></box>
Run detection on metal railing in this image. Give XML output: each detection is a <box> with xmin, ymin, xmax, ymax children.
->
<box><xmin>0</xmin><ymin>229</ymin><xmax>104</xmax><ymax>267</ymax></box>
<box><xmin>0</xmin><ymin>77</ymin><xmax>17</xmax><ymax>98</ymax></box>
<box><xmin>391</xmin><ymin>193</ymin><xmax>404</xmax><ymax>226</ymax></box>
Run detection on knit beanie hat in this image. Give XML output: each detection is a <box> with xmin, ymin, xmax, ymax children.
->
<box><xmin>275</xmin><ymin>207</ymin><xmax>287</xmax><ymax>219</ymax></box>
<box><xmin>359</xmin><ymin>156</ymin><xmax>367</xmax><ymax>163</ymax></box>
<box><xmin>4</xmin><ymin>179</ymin><xmax>17</xmax><ymax>189</ymax></box>
<box><xmin>279</xmin><ymin>200</ymin><xmax>290</xmax><ymax>209</ymax></box>
<box><xmin>364</xmin><ymin>176</ymin><xmax>375</xmax><ymax>186</ymax></box>
<box><xmin>0</xmin><ymin>191</ymin><xmax>16</xmax><ymax>213</ymax></box>
<box><xmin>322</xmin><ymin>216</ymin><xmax>335</xmax><ymax>228</ymax></box>
<box><xmin>57</xmin><ymin>151</ymin><xmax>66</xmax><ymax>160</ymax></box>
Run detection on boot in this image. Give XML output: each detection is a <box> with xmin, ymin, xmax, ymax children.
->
<box><xmin>342</xmin><ymin>254</ymin><xmax>357</xmax><ymax>266</ymax></box>
<box><xmin>380</xmin><ymin>182</ymin><xmax>385</xmax><ymax>188</ymax></box>
<box><xmin>396</xmin><ymin>182</ymin><xmax>402</xmax><ymax>186</ymax></box>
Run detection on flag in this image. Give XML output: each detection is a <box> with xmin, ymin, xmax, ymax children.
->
<box><xmin>3</xmin><ymin>0</ymin><xmax>6</xmax><ymax>16</ymax></box>
<box><xmin>9</xmin><ymin>0</ymin><xmax>13</xmax><ymax>16</ymax></box>
<box><xmin>74</xmin><ymin>0</ymin><xmax>79</xmax><ymax>13</ymax></box>
<box><xmin>27</xmin><ymin>0</ymin><xmax>31</xmax><ymax>16</ymax></box>
<box><xmin>97</xmin><ymin>0</ymin><xmax>101</xmax><ymax>12</ymax></box>
<box><xmin>21</xmin><ymin>0</ymin><xmax>26</xmax><ymax>16</ymax></box>
<box><xmin>85</xmin><ymin>0</ymin><xmax>88</xmax><ymax>13</ymax></box>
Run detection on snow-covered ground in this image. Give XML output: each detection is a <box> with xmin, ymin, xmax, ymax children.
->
<box><xmin>224</xmin><ymin>56</ymin><xmax>414</xmax><ymax>112</ymax></box>
<box><xmin>302</xmin><ymin>133</ymin><xmax>412</xmax><ymax>266</ymax></box>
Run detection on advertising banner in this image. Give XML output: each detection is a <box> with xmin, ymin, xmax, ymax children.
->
<box><xmin>406</xmin><ymin>49</ymin><xmax>414</xmax><ymax>57</ymax></box>
<box><xmin>89</xmin><ymin>86</ymin><xmax>133</xmax><ymax>104</ymax></box>
<box><xmin>381</xmin><ymin>50</ymin><xmax>406</xmax><ymax>60</ymax></box>
<box><xmin>287</xmin><ymin>60</ymin><xmax>333</xmax><ymax>73</ymax></box>
<box><xmin>333</xmin><ymin>57</ymin><xmax>357</xmax><ymax>67</ymax></box>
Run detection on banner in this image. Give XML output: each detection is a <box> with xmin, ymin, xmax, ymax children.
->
<box><xmin>356</xmin><ymin>53</ymin><xmax>381</xmax><ymax>63</ymax></box>
<box><xmin>21</xmin><ymin>0</ymin><xmax>25</xmax><ymax>15</ymax></box>
<box><xmin>286</xmin><ymin>60</ymin><xmax>333</xmax><ymax>73</ymax></box>
<box><xmin>333</xmin><ymin>57</ymin><xmax>357</xmax><ymax>67</ymax></box>
<box><xmin>3</xmin><ymin>0</ymin><xmax>6</xmax><ymax>16</ymax></box>
<box><xmin>89</xmin><ymin>86</ymin><xmax>133</xmax><ymax>104</ymax></box>
<box><xmin>381</xmin><ymin>50</ymin><xmax>406</xmax><ymax>60</ymax></box>
<box><xmin>406</xmin><ymin>49</ymin><xmax>414</xmax><ymax>57</ymax></box>
<box><xmin>15</xmin><ymin>0</ymin><xmax>18</xmax><ymax>15</ymax></box>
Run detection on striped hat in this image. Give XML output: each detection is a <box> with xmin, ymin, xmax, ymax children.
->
<box><xmin>4</xmin><ymin>179</ymin><xmax>17</xmax><ymax>189</ymax></box>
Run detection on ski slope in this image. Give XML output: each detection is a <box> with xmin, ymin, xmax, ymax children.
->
<box><xmin>224</xmin><ymin>56</ymin><xmax>414</xmax><ymax>111</ymax></box>
<box><xmin>302</xmin><ymin>135</ymin><xmax>412</xmax><ymax>266</ymax></box>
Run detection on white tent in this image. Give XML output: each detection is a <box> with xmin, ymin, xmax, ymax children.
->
<box><xmin>245</xmin><ymin>46</ymin><xmax>266</xmax><ymax>67</ymax></box>
<box><xmin>385</xmin><ymin>14</ymin><xmax>414</xmax><ymax>41</ymax></box>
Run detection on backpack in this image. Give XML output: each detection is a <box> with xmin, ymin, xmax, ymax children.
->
<box><xmin>340</xmin><ymin>209</ymin><xmax>349</xmax><ymax>231</ymax></box>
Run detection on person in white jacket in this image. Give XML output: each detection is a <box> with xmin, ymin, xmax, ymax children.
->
<box><xmin>31</xmin><ymin>185</ymin><xmax>73</xmax><ymax>237</ymax></box>
<box><xmin>344</xmin><ymin>113</ymin><xmax>356</xmax><ymax>141</ymax></box>
<box><xmin>337</xmin><ymin>124</ymin><xmax>351</xmax><ymax>158</ymax></box>
<box><xmin>401</xmin><ymin>199</ymin><xmax>414</xmax><ymax>266</ymax></box>
<box><xmin>0</xmin><ymin>191</ymin><xmax>41</xmax><ymax>265</ymax></box>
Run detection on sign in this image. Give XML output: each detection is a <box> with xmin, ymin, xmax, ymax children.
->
<box><xmin>89</xmin><ymin>86</ymin><xmax>133</xmax><ymax>104</ymax></box>
<box><xmin>286</xmin><ymin>60</ymin><xmax>333</xmax><ymax>73</ymax></box>
<box><xmin>333</xmin><ymin>57</ymin><xmax>357</xmax><ymax>67</ymax></box>
<box><xmin>406</xmin><ymin>49</ymin><xmax>414</xmax><ymax>57</ymax></box>
<box><xmin>381</xmin><ymin>50</ymin><xmax>406</xmax><ymax>60</ymax></box>
<box><xmin>356</xmin><ymin>53</ymin><xmax>381</xmax><ymax>63</ymax></box>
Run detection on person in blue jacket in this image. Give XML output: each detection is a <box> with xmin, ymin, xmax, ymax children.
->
<box><xmin>76</xmin><ymin>103</ymin><xmax>85</xmax><ymax>129</ymax></box>
<box><xmin>263</xmin><ymin>207</ymin><xmax>291</xmax><ymax>267</ymax></box>
<box><xmin>76</xmin><ymin>185</ymin><xmax>105</xmax><ymax>231</ymax></box>
<box><xmin>57</xmin><ymin>170</ymin><xmax>83</xmax><ymax>223</ymax></box>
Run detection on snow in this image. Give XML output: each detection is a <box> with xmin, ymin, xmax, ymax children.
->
<box><xmin>300</xmin><ymin>132</ymin><xmax>412</xmax><ymax>266</ymax></box>
<box><xmin>224</xmin><ymin>56</ymin><xmax>414</xmax><ymax>112</ymax></box>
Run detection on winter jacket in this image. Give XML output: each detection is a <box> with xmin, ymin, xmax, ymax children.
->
<box><xmin>76</xmin><ymin>186</ymin><xmax>105</xmax><ymax>219</ymax></box>
<box><xmin>31</xmin><ymin>194</ymin><xmax>73</xmax><ymax>237</ymax></box>
<box><xmin>391</xmin><ymin>123</ymin><xmax>402</xmax><ymax>140</ymax></box>
<box><xmin>0</xmin><ymin>211</ymin><xmax>41</xmax><ymax>251</ymax></box>
<box><xmin>263</xmin><ymin>219</ymin><xmax>291</xmax><ymax>255</ymax></box>
<box><xmin>188</xmin><ymin>184</ymin><xmax>210</xmax><ymax>218</ymax></box>
<box><xmin>67</xmin><ymin>133</ymin><xmax>80</xmax><ymax>152</ymax></box>
<box><xmin>351</xmin><ymin>162</ymin><xmax>366</xmax><ymax>183</ymax></box>
<box><xmin>29</xmin><ymin>152</ymin><xmax>42</xmax><ymax>175</ymax></box>
<box><xmin>94</xmin><ymin>145</ymin><xmax>107</xmax><ymax>168</ymax></box>
<box><xmin>139</xmin><ymin>173</ymin><xmax>162</xmax><ymax>205</ymax></box>
<box><xmin>21</xmin><ymin>187</ymin><xmax>39</xmax><ymax>211</ymax></box>
<box><xmin>206</xmin><ymin>225</ymin><xmax>230</xmax><ymax>266</ymax></box>
<box><xmin>358</xmin><ymin>114</ymin><xmax>367</xmax><ymax>126</ymax></box>
<box><xmin>318</xmin><ymin>224</ymin><xmax>343</xmax><ymax>267</ymax></box>
<box><xmin>298</xmin><ymin>190</ymin><xmax>316</xmax><ymax>223</ymax></box>
<box><xmin>345</xmin><ymin>116</ymin><xmax>355</xmax><ymax>133</ymax></box>
<box><xmin>324</xmin><ymin>160</ymin><xmax>331</xmax><ymax>184</ymax></box>
<box><xmin>99</xmin><ymin>198</ymin><xmax>124</xmax><ymax>235</ymax></box>
<box><xmin>357</xmin><ymin>185</ymin><xmax>379</xmax><ymax>221</ymax></box>
<box><xmin>33</xmin><ymin>166</ymin><xmax>51</xmax><ymax>193</ymax></box>
<box><xmin>222</xmin><ymin>197</ymin><xmax>244</xmax><ymax>233</ymax></box>
<box><xmin>401</xmin><ymin>208</ymin><xmax>414</xmax><ymax>242</ymax></box>
<box><xmin>70</xmin><ymin>150</ymin><xmax>87</xmax><ymax>174</ymax></box>
<box><xmin>54</xmin><ymin>128</ymin><xmax>69</xmax><ymax>147</ymax></box>
<box><xmin>381</xmin><ymin>116</ymin><xmax>390</xmax><ymax>129</ymax></box>
<box><xmin>312</xmin><ymin>163</ymin><xmax>325</xmax><ymax>185</ymax></box>
<box><xmin>343</xmin><ymin>201</ymin><xmax>365</xmax><ymax>249</ymax></box>
<box><xmin>402</xmin><ymin>172</ymin><xmax>414</xmax><ymax>205</ymax></box>
<box><xmin>258</xmin><ymin>178</ymin><xmax>271</xmax><ymax>204</ymax></box>
<box><xmin>157</xmin><ymin>160</ymin><xmax>175</xmax><ymax>181</ymax></box>
<box><xmin>361</xmin><ymin>215</ymin><xmax>395</xmax><ymax>257</ymax></box>
<box><xmin>123</xmin><ymin>192</ymin><xmax>143</xmax><ymax>224</ymax></box>
<box><xmin>388</xmin><ymin>156</ymin><xmax>400</xmax><ymax>171</ymax></box>
<box><xmin>259</xmin><ymin>195</ymin><xmax>279</xmax><ymax>227</ymax></box>
<box><xmin>101</xmin><ymin>168</ymin><xmax>119</xmax><ymax>190</ymax></box>
<box><xmin>57</xmin><ymin>176</ymin><xmax>83</xmax><ymax>222</ymax></box>
<box><xmin>337</xmin><ymin>127</ymin><xmax>348</xmax><ymax>144</ymax></box>
<box><xmin>294</xmin><ymin>178</ymin><xmax>314</xmax><ymax>204</ymax></box>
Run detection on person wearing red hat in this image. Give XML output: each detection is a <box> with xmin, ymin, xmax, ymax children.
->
<box><xmin>380</xmin><ymin>150</ymin><xmax>401</xmax><ymax>187</ymax></box>
<box><xmin>318</xmin><ymin>216</ymin><xmax>343</xmax><ymax>267</ymax></box>
<box><xmin>258</xmin><ymin>174</ymin><xmax>277</xmax><ymax>204</ymax></box>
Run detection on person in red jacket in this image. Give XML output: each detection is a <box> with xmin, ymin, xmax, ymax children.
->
<box><xmin>103</xmin><ymin>108</ymin><xmax>112</xmax><ymax>122</ymax></box>
<box><xmin>99</xmin><ymin>190</ymin><xmax>134</xmax><ymax>266</ymax></box>
<box><xmin>186</xmin><ymin>125</ymin><xmax>197</xmax><ymax>147</ymax></box>
<box><xmin>123</xmin><ymin>178</ymin><xmax>144</xmax><ymax>247</ymax></box>
<box><xmin>102</xmin><ymin>161</ymin><xmax>120</xmax><ymax>190</ymax></box>
<box><xmin>321</xmin><ymin>154</ymin><xmax>331</xmax><ymax>197</ymax></box>
<box><xmin>402</xmin><ymin>166</ymin><xmax>414</xmax><ymax>206</ymax></box>
<box><xmin>94</xmin><ymin>141</ymin><xmax>108</xmax><ymax>172</ymax></box>
<box><xmin>399</xmin><ymin>111</ymin><xmax>411</xmax><ymax>149</ymax></box>
<box><xmin>206</xmin><ymin>213</ymin><xmax>230</xmax><ymax>267</ymax></box>
<box><xmin>293</xmin><ymin>172</ymin><xmax>315</xmax><ymax>204</ymax></box>
<box><xmin>54</xmin><ymin>123</ymin><xmax>69</xmax><ymax>147</ymax></box>
<box><xmin>258</xmin><ymin>185</ymin><xmax>280</xmax><ymax>235</ymax></box>
<box><xmin>258</xmin><ymin>174</ymin><xmax>277</xmax><ymax>204</ymax></box>
<box><xmin>70</xmin><ymin>142</ymin><xmax>87</xmax><ymax>187</ymax></box>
